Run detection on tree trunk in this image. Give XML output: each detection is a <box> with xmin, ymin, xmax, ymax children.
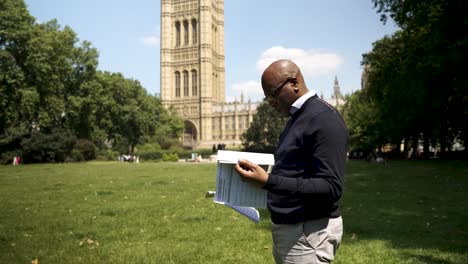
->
<box><xmin>423</xmin><ymin>130</ymin><xmax>430</xmax><ymax>159</ymax></box>
<box><xmin>439</xmin><ymin>127</ymin><xmax>447</xmax><ymax>158</ymax></box>
<box><xmin>403</xmin><ymin>137</ymin><xmax>409</xmax><ymax>159</ymax></box>
<box><xmin>411</xmin><ymin>133</ymin><xmax>419</xmax><ymax>159</ymax></box>
<box><xmin>463</xmin><ymin>126</ymin><xmax>468</xmax><ymax>160</ymax></box>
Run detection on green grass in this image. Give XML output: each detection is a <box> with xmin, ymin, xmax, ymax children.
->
<box><xmin>0</xmin><ymin>160</ymin><xmax>467</xmax><ymax>263</ymax></box>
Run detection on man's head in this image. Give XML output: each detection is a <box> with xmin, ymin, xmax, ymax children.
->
<box><xmin>261</xmin><ymin>59</ymin><xmax>308</xmax><ymax>117</ymax></box>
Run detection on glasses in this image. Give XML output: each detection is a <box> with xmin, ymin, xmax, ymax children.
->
<box><xmin>263</xmin><ymin>77</ymin><xmax>292</xmax><ymax>102</ymax></box>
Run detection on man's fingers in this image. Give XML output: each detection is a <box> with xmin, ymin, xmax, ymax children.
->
<box><xmin>235</xmin><ymin>160</ymin><xmax>269</xmax><ymax>186</ymax></box>
<box><xmin>238</xmin><ymin>159</ymin><xmax>257</xmax><ymax>171</ymax></box>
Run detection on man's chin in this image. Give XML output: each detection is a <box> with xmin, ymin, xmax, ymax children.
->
<box><xmin>272</xmin><ymin>106</ymin><xmax>288</xmax><ymax>117</ymax></box>
<box><xmin>275</xmin><ymin>108</ymin><xmax>285</xmax><ymax>116</ymax></box>
<box><xmin>279</xmin><ymin>110</ymin><xmax>289</xmax><ymax>117</ymax></box>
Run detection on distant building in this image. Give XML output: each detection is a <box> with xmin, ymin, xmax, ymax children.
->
<box><xmin>323</xmin><ymin>76</ymin><xmax>345</xmax><ymax>109</ymax></box>
<box><xmin>160</xmin><ymin>0</ymin><xmax>344</xmax><ymax>149</ymax></box>
<box><xmin>160</xmin><ymin>0</ymin><xmax>258</xmax><ymax>149</ymax></box>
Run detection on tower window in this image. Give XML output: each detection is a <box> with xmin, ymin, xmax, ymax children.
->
<box><xmin>175</xmin><ymin>21</ymin><xmax>181</xmax><ymax>47</ymax></box>
<box><xmin>183</xmin><ymin>70</ymin><xmax>189</xmax><ymax>96</ymax></box>
<box><xmin>192</xmin><ymin>19</ymin><xmax>197</xmax><ymax>45</ymax></box>
<box><xmin>183</xmin><ymin>20</ymin><xmax>189</xmax><ymax>46</ymax></box>
<box><xmin>175</xmin><ymin>71</ymin><xmax>180</xmax><ymax>97</ymax></box>
<box><xmin>191</xmin><ymin>69</ymin><xmax>197</xmax><ymax>96</ymax></box>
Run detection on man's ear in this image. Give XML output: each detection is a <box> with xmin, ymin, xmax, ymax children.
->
<box><xmin>291</xmin><ymin>78</ymin><xmax>300</xmax><ymax>92</ymax></box>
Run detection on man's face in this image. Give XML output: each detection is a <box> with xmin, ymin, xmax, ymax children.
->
<box><xmin>262</xmin><ymin>77</ymin><xmax>294</xmax><ymax>117</ymax></box>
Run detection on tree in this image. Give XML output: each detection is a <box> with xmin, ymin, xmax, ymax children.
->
<box><xmin>0</xmin><ymin>0</ymin><xmax>35</xmax><ymax>134</ymax></box>
<box><xmin>341</xmin><ymin>90</ymin><xmax>381</xmax><ymax>152</ymax></box>
<box><xmin>362</xmin><ymin>32</ymin><xmax>422</xmax><ymax>152</ymax></box>
<box><xmin>360</xmin><ymin>0</ymin><xmax>468</xmax><ymax>158</ymax></box>
<box><xmin>0</xmin><ymin>0</ymin><xmax>193</xmax><ymax>162</ymax></box>
<box><xmin>152</xmin><ymin>103</ymin><xmax>184</xmax><ymax>150</ymax></box>
<box><xmin>241</xmin><ymin>102</ymin><xmax>287</xmax><ymax>153</ymax></box>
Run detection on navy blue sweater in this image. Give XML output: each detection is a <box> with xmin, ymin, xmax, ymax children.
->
<box><xmin>263</xmin><ymin>95</ymin><xmax>348</xmax><ymax>224</ymax></box>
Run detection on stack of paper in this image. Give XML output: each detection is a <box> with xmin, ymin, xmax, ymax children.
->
<box><xmin>214</xmin><ymin>150</ymin><xmax>274</xmax><ymax>222</ymax></box>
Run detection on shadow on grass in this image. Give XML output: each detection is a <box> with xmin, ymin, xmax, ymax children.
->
<box><xmin>254</xmin><ymin>160</ymin><xmax>468</xmax><ymax>263</ymax></box>
<box><xmin>258</xmin><ymin>209</ymin><xmax>272</xmax><ymax>230</ymax></box>
<box><xmin>342</xmin><ymin>160</ymin><xmax>468</xmax><ymax>260</ymax></box>
<box><xmin>405</xmin><ymin>253</ymin><xmax>456</xmax><ymax>264</ymax></box>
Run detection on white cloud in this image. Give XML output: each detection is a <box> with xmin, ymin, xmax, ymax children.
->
<box><xmin>140</xmin><ymin>35</ymin><xmax>160</xmax><ymax>47</ymax></box>
<box><xmin>230</xmin><ymin>80</ymin><xmax>263</xmax><ymax>101</ymax></box>
<box><xmin>256</xmin><ymin>46</ymin><xmax>343</xmax><ymax>77</ymax></box>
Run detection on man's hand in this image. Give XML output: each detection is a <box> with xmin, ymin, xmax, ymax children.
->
<box><xmin>234</xmin><ymin>159</ymin><xmax>269</xmax><ymax>186</ymax></box>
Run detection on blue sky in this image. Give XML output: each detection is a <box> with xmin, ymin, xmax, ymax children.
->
<box><xmin>25</xmin><ymin>0</ymin><xmax>397</xmax><ymax>102</ymax></box>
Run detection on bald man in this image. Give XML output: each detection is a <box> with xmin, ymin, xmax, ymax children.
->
<box><xmin>235</xmin><ymin>60</ymin><xmax>348</xmax><ymax>263</ymax></box>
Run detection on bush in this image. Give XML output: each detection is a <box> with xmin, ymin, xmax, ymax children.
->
<box><xmin>0</xmin><ymin>125</ymin><xmax>28</xmax><ymax>164</ymax></box>
<box><xmin>168</xmin><ymin>146</ymin><xmax>190</xmax><ymax>159</ymax></box>
<box><xmin>21</xmin><ymin>129</ymin><xmax>76</xmax><ymax>163</ymax></box>
<box><xmin>73</xmin><ymin>139</ymin><xmax>96</xmax><ymax>161</ymax></box>
<box><xmin>139</xmin><ymin>151</ymin><xmax>163</xmax><ymax>161</ymax></box>
<box><xmin>136</xmin><ymin>142</ymin><xmax>163</xmax><ymax>161</ymax></box>
<box><xmin>0</xmin><ymin>151</ymin><xmax>19</xmax><ymax>165</ymax></box>
<box><xmin>162</xmin><ymin>153</ymin><xmax>179</xmax><ymax>162</ymax></box>
<box><xmin>137</xmin><ymin>142</ymin><xmax>161</xmax><ymax>152</ymax></box>
<box><xmin>70</xmin><ymin>149</ymin><xmax>84</xmax><ymax>162</ymax></box>
<box><xmin>96</xmin><ymin>149</ymin><xmax>119</xmax><ymax>161</ymax></box>
<box><xmin>195</xmin><ymin>148</ymin><xmax>214</xmax><ymax>159</ymax></box>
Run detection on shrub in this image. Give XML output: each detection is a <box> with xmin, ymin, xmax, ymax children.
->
<box><xmin>70</xmin><ymin>149</ymin><xmax>84</xmax><ymax>162</ymax></box>
<box><xmin>136</xmin><ymin>142</ymin><xmax>163</xmax><ymax>161</ymax></box>
<box><xmin>96</xmin><ymin>149</ymin><xmax>119</xmax><ymax>161</ymax></box>
<box><xmin>139</xmin><ymin>151</ymin><xmax>163</xmax><ymax>161</ymax></box>
<box><xmin>168</xmin><ymin>146</ymin><xmax>191</xmax><ymax>159</ymax></box>
<box><xmin>21</xmin><ymin>129</ymin><xmax>76</xmax><ymax>163</ymax></box>
<box><xmin>162</xmin><ymin>153</ymin><xmax>179</xmax><ymax>162</ymax></box>
<box><xmin>137</xmin><ymin>142</ymin><xmax>162</xmax><ymax>153</ymax></box>
<box><xmin>0</xmin><ymin>151</ymin><xmax>19</xmax><ymax>165</ymax></box>
<box><xmin>73</xmin><ymin>139</ymin><xmax>96</xmax><ymax>161</ymax></box>
<box><xmin>0</xmin><ymin>125</ymin><xmax>28</xmax><ymax>164</ymax></box>
<box><xmin>195</xmin><ymin>148</ymin><xmax>214</xmax><ymax>159</ymax></box>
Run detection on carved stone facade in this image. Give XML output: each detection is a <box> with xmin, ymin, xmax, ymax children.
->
<box><xmin>321</xmin><ymin>76</ymin><xmax>346</xmax><ymax>110</ymax></box>
<box><xmin>160</xmin><ymin>0</ymin><xmax>257</xmax><ymax>149</ymax></box>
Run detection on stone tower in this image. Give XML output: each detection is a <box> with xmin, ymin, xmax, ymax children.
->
<box><xmin>160</xmin><ymin>0</ymin><xmax>225</xmax><ymax>148</ymax></box>
<box><xmin>332</xmin><ymin>76</ymin><xmax>344</xmax><ymax>108</ymax></box>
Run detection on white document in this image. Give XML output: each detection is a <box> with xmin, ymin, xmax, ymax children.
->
<box><xmin>214</xmin><ymin>150</ymin><xmax>274</xmax><ymax>223</ymax></box>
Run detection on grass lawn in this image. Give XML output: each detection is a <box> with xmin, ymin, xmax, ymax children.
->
<box><xmin>0</xmin><ymin>160</ymin><xmax>467</xmax><ymax>263</ymax></box>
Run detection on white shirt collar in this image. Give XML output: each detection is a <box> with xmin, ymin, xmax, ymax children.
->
<box><xmin>290</xmin><ymin>90</ymin><xmax>316</xmax><ymax>115</ymax></box>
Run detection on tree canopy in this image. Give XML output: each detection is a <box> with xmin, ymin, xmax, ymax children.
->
<box><xmin>0</xmin><ymin>0</ymin><xmax>183</xmax><ymax>163</ymax></box>
<box><xmin>342</xmin><ymin>0</ymin><xmax>467</xmax><ymax>158</ymax></box>
<box><xmin>241</xmin><ymin>102</ymin><xmax>287</xmax><ymax>154</ymax></box>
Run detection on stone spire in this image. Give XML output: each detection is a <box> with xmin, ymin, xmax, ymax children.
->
<box><xmin>333</xmin><ymin>76</ymin><xmax>343</xmax><ymax>100</ymax></box>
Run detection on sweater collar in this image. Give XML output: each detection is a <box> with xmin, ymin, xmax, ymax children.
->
<box><xmin>289</xmin><ymin>90</ymin><xmax>316</xmax><ymax>115</ymax></box>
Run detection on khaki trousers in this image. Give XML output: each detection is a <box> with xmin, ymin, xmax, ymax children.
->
<box><xmin>272</xmin><ymin>217</ymin><xmax>343</xmax><ymax>264</ymax></box>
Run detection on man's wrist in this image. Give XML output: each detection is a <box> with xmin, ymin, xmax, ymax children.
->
<box><xmin>263</xmin><ymin>173</ymin><xmax>277</xmax><ymax>190</ymax></box>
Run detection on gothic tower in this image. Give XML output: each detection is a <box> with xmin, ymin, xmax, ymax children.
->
<box><xmin>160</xmin><ymin>0</ymin><xmax>225</xmax><ymax>148</ymax></box>
<box><xmin>333</xmin><ymin>76</ymin><xmax>343</xmax><ymax>99</ymax></box>
<box><xmin>332</xmin><ymin>76</ymin><xmax>344</xmax><ymax>108</ymax></box>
